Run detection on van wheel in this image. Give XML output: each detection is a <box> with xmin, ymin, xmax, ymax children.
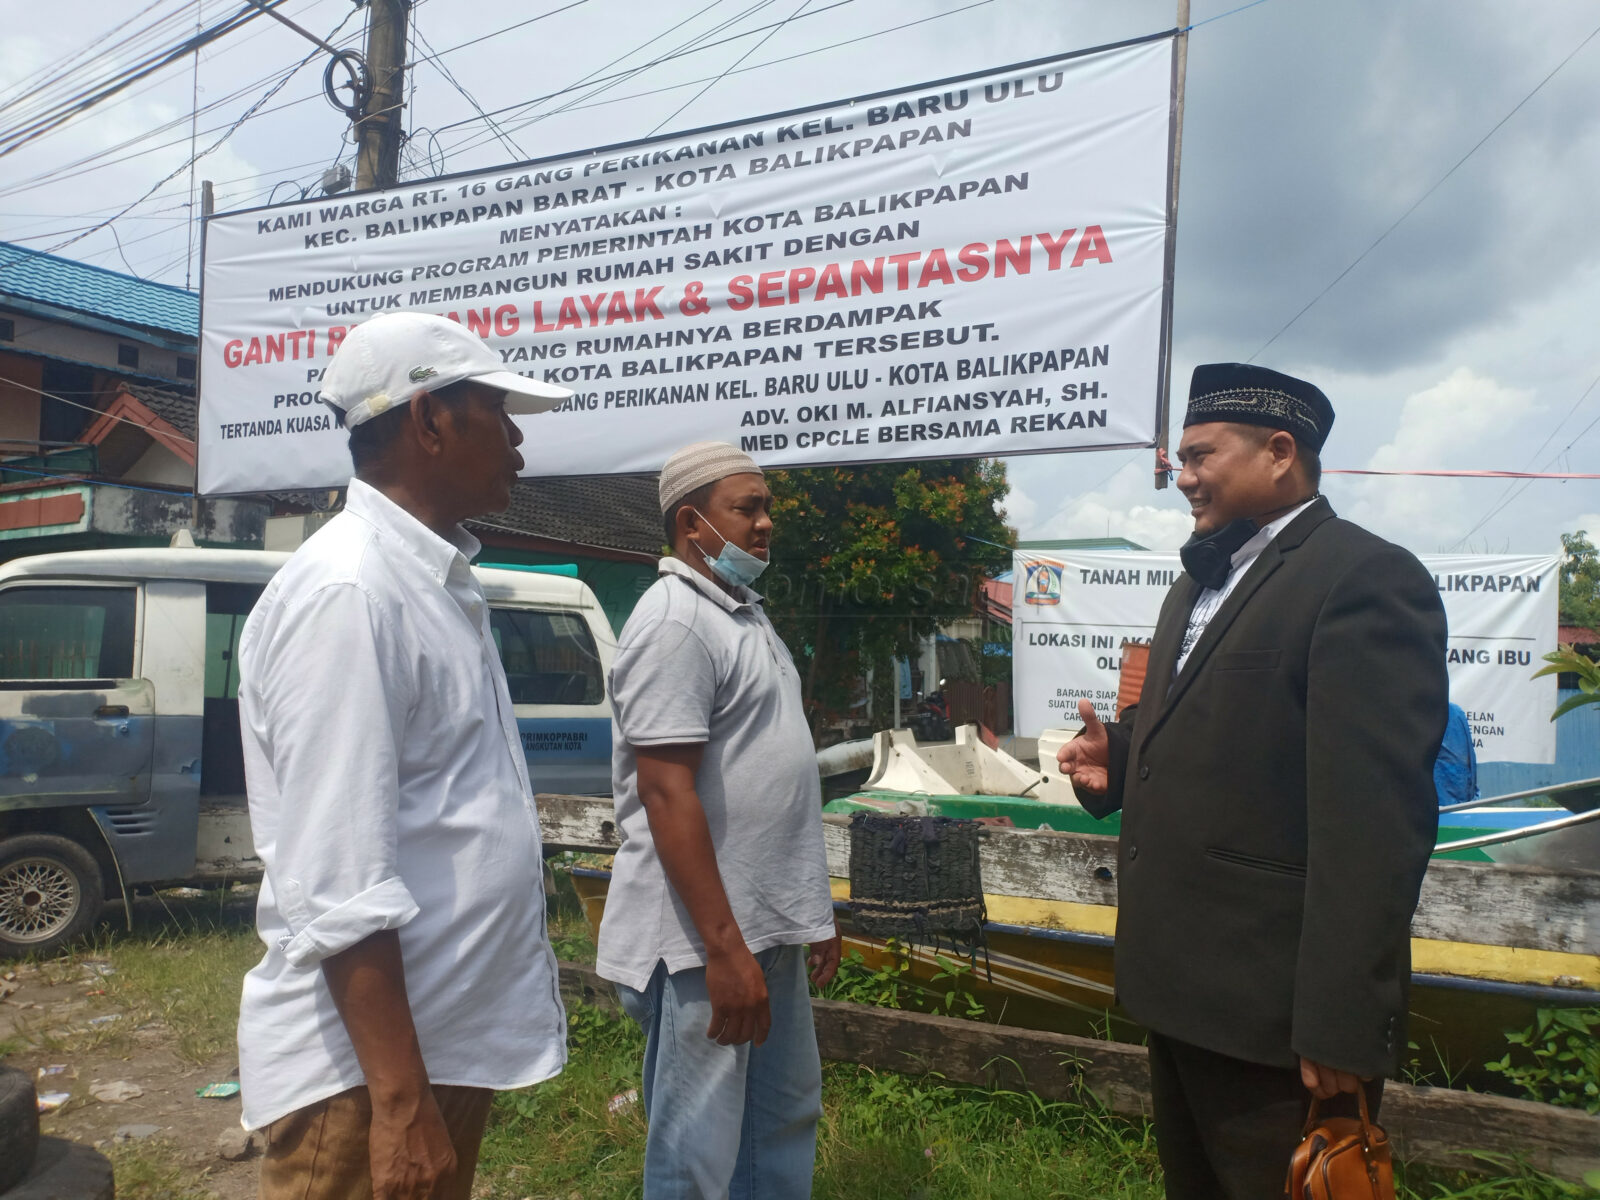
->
<box><xmin>0</xmin><ymin>836</ymin><xmax>104</xmax><ymax>959</ymax></box>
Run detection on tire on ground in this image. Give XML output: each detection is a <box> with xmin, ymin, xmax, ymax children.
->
<box><xmin>0</xmin><ymin>834</ymin><xmax>105</xmax><ymax>960</ymax></box>
<box><xmin>8</xmin><ymin>1138</ymin><xmax>114</xmax><ymax>1200</ymax></box>
<box><xmin>0</xmin><ymin>1063</ymin><xmax>41</xmax><ymax>1193</ymax></box>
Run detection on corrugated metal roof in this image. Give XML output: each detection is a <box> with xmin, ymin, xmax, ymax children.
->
<box><xmin>0</xmin><ymin>241</ymin><xmax>198</xmax><ymax>338</ymax></box>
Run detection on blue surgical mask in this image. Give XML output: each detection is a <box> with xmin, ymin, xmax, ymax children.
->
<box><xmin>691</xmin><ymin>509</ymin><xmax>769</xmax><ymax>588</ymax></box>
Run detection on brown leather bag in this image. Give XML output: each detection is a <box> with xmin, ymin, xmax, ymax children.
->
<box><xmin>1284</xmin><ymin>1087</ymin><xmax>1394</xmax><ymax>1200</ymax></box>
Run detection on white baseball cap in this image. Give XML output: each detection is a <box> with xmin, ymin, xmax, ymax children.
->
<box><xmin>320</xmin><ymin>311</ymin><xmax>572</xmax><ymax>427</ymax></box>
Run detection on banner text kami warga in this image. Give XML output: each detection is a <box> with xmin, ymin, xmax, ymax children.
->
<box><xmin>219</xmin><ymin>226</ymin><xmax>1113</xmax><ymax>369</ymax></box>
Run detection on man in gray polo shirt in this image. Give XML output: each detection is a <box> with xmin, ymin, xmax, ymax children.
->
<box><xmin>597</xmin><ymin>441</ymin><xmax>839</xmax><ymax>1199</ymax></box>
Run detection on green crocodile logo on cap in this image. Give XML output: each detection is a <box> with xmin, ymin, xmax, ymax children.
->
<box><xmin>408</xmin><ymin>366</ymin><xmax>437</xmax><ymax>383</ymax></box>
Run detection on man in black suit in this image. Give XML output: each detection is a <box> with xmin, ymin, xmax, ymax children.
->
<box><xmin>1058</xmin><ymin>363</ymin><xmax>1448</xmax><ymax>1200</ymax></box>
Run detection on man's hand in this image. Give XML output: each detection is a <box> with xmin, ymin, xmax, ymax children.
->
<box><xmin>368</xmin><ymin>1089</ymin><xmax>456</xmax><ymax>1200</ymax></box>
<box><xmin>1299</xmin><ymin>1057</ymin><xmax>1364</xmax><ymax>1101</ymax></box>
<box><xmin>1056</xmin><ymin>699</ymin><xmax>1111</xmax><ymax>794</ymax></box>
<box><xmin>321</xmin><ymin>932</ymin><xmax>453</xmax><ymax>1199</ymax></box>
<box><xmin>808</xmin><ymin>919</ymin><xmax>843</xmax><ymax>988</ymax></box>
<box><xmin>705</xmin><ymin>944</ymin><xmax>770</xmax><ymax>1046</ymax></box>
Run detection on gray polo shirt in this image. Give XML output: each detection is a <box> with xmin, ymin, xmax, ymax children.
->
<box><xmin>595</xmin><ymin>556</ymin><xmax>834</xmax><ymax>992</ymax></box>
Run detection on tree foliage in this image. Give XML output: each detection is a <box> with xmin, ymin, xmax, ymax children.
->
<box><xmin>761</xmin><ymin>459</ymin><xmax>1014</xmax><ymax>728</ymax></box>
<box><xmin>1560</xmin><ymin>531</ymin><xmax>1600</xmax><ymax>629</ymax></box>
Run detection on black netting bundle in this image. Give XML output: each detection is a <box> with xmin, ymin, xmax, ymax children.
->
<box><xmin>846</xmin><ymin>812</ymin><xmax>986</xmax><ymax>945</ymax></box>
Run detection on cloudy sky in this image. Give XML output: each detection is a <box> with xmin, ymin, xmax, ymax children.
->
<box><xmin>3</xmin><ymin>0</ymin><xmax>1598</xmax><ymax>557</ymax></box>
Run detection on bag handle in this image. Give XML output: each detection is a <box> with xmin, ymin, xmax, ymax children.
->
<box><xmin>1301</xmin><ymin>1085</ymin><xmax>1385</xmax><ymax>1200</ymax></box>
<box><xmin>1300</xmin><ymin>1085</ymin><xmax>1379</xmax><ymax>1149</ymax></box>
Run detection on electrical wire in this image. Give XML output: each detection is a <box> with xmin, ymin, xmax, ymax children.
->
<box><xmin>0</xmin><ymin>372</ymin><xmax>197</xmax><ymax>444</ymax></box>
<box><xmin>0</xmin><ymin>4</ymin><xmax>361</xmax><ymax>274</ymax></box>
<box><xmin>442</xmin><ymin>0</ymin><xmax>987</xmax><ymax>162</ymax></box>
<box><xmin>1449</xmin><ymin>369</ymin><xmax>1600</xmax><ymax>549</ymax></box>
<box><xmin>410</xmin><ymin>24</ymin><xmax>527</xmax><ymax>160</ymax></box>
<box><xmin>516</xmin><ymin>0</ymin><xmax>791</xmax><ymax>136</ymax></box>
<box><xmin>1248</xmin><ymin>15</ymin><xmax>1600</xmax><ymax>363</ymax></box>
<box><xmin>648</xmin><ymin>0</ymin><xmax>812</xmax><ymax>136</ymax></box>
<box><xmin>0</xmin><ymin>21</ymin><xmax>371</xmax><ymax>200</ymax></box>
<box><xmin>427</xmin><ymin>0</ymin><xmax>840</xmax><ymax>146</ymax></box>
<box><xmin>0</xmin><ymin>2</ymin><xmax>287</xmax><ymax>159</ymax></box>
<box><xmin>0</xmin><ymin>0</ymin><xmax>199</xmax><ymax>116</ymax></box>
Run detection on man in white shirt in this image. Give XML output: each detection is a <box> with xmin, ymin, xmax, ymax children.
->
<box><xmin>598</xmin><ymin>441</ymin><xmax>839</xmax><ymax>1199</ymax></box>
<box><xmin>237</xmin><ymin>312</ymin><xmax>572</xmax><ymax>1200</ymax></box>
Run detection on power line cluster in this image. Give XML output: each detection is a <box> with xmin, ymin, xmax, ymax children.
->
<box><xmin>0</xmin><ymin>1</ymin><xmax>290</xmax><ymax>159</ymax></box>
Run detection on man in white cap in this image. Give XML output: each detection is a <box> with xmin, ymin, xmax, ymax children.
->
<box><xmin>598</xmin><ymin>441</ymin><xmax>840</xmax><ymax>1199</ymax></box>
<box><xmin>236</xmin><ymin>312</ymin><xmax>573</xmax><ymax>1200</ymax></box>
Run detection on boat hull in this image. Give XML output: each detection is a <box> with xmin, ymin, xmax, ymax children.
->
<box><xmin>566</xmin><ymin>866</ymin><xmax>1600</xmax><ymax>1087</ymax></box>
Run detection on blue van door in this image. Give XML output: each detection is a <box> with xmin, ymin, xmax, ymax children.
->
<box><xmin>0</xmin><ymin>584</ymin><xmax>154</xmax><ymax>810</ymax></box>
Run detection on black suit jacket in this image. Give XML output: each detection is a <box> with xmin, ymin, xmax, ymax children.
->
<box><xmin>1082</xmin><ymin>499</ymin><xmax>1448</xmax><ymax>1077</ymax></box>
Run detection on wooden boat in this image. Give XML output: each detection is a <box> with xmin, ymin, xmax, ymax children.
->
<box><xmin>539</xmin><ymin>736</ymin><xmax>1600</xmax><ymax>1088</ymax></box>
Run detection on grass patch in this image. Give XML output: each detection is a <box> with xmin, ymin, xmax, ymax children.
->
<box><xmin>86</xmin><ymin>890</ymin><xmax>262</xmax><ymax>1065</ymax></box>
<box><xmin>100</xmin><ymin>923</ymin><xmax>260</xmax><ymax>1064</ymax></box>
<box><xmin>813</xmin><ymin>1064</ymin><xmax>1162</xmax><ymax>1199</ymax></box>
<box><xmin>104</xmin><ymin>1137</ymin><xmax>217</xmax><ymax>1200</ymax></box>
<box><xmin>475</xmin><ymin>1001</ymin><xmax>647</xmax><ymax>1199</ymax></box>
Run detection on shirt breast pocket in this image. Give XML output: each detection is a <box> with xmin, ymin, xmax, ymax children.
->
<box><xmin>1212</xmin><ymin>649</ymin><xmax>1281</xmax><ymax>672</ymax></box>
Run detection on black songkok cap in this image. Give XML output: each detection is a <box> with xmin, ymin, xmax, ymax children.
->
<box><xmin>1183</xmin><ymin>363</ymin><xmax>1335</xmax><ymax>452</ymax></box>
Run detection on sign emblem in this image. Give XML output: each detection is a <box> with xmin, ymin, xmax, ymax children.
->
<box><xmin>408</xmin><ymin>366</ymin><xmax>437</xmax><ymax>382</ymax></box>
<box><xmin>1024</xmin><ymin>562</ymin><xmax>1062</xmax><ymax>606</ymax></box>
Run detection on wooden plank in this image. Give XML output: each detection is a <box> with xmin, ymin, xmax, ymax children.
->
<box><xmin>537</xmin><ymin>794</ymin><xmax>1600</xmax><ymax>955</ymax></box>
<box><xmin>559</xmin><ymin>960</ymin><xmax>621</xmax><ymax>1014</ymax></box>
<box><xmin>540</xmin><ymin>792</ymin><xmax>622</xmax><ymax>853</ymax></box>
<box><xmin>553</xmin><ymin>963</ymin><xmax>1600</xmax><ymax>1181</ymax></box>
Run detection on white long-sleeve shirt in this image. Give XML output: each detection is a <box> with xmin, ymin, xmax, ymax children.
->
<box><xmin>235</xmin><ymin>479</ymin><xmax>565</xmax><ymax>1130</ymax></box>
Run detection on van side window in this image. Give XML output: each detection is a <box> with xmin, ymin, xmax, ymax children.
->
<box><xmin>204</xmin><ymin>583</ymin><xmax>261</xmax><ymax>701</ymax></box>
<box><xmin>0</xmin><ymin>586</ymin><xmax>136</xmax><ymax>680</ymax></box>
<box><xmin>202</xmin><ymin>583</ymin><xmax>264</xmax><ymax>800</ymax></box>
<box><xmin>489</xmin><ymin>608</ymin><xmax>604</xmax><ymax>706</ymax></box>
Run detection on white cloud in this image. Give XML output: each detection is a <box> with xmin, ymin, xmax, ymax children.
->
<box><xmin>1342</xmin><ymin>368</ymin><xmax>1537</xmax><ymax>548</ymax></box>
<box><xmin>1007</xmin><ymin>453</ymin><xmax>1194</xmax><ymax>549</ymax></box>
<box><xmin>1369</xmin><ymin>367</ymin><xmax>1536</xmax><ymax>470</ymax></box>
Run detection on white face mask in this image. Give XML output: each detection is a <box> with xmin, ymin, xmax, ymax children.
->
<box><xmin>691</xmin><ymin>509</ymin><xmax>769</xmax><ymax>588</ymax></box>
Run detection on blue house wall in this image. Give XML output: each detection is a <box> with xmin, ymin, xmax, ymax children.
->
<box><xmin>1478</xmin><ymin>688</ymin><xmax>1600</xmax><ymax>797</ymax></box>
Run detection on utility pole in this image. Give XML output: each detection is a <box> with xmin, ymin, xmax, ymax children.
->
<box><xmin>354</xmin><ymin>0</ymin><xmax>410</xmax><ymax>191</ymax></box>
<box><xmin>1154</xmin><ymin>0</ymin><xmax>1190</xmax><ymax>491</ymax></box>
<box><xmin>191</xmin><ymin>179</ymin><xmax>215</xmax><ymax>533</ymax></box>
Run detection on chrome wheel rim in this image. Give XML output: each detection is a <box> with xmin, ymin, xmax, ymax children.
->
<box><xmin>0</xmin><ymin>857</ymin><xmax>81</xmax><ymax>943</ymax></box>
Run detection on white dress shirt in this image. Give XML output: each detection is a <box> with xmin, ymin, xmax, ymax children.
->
<box><xmin>1174</xmin><ymin>498</ymin><xmax>1317</xmax><ymax>675</ymax></box>
<box><xmin>235</xmin><ymin>479</ymin><xmax>565</xmax><ymax>1130</ymax></box>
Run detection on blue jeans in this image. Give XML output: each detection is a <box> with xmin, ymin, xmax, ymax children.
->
<box><xmin>616</xmin><ymin>943</ymin><xmax>822</xmax><ymax>1200</ymax></box>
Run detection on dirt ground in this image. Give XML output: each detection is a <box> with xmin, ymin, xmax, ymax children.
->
<box><xmin>2</xmin><ymin>935</ymin><xmax>259</xmax><ymax>1197</ymax></box>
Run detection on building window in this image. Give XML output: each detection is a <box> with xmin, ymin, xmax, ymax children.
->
<box><xmin>176</xmin><ymin>355</ymin><xmax>196</xmax><ymax>380</ymax></box>
<box><xmin>0</xmin><ymin>317</ymin><xmax>13</xmax><ymax>341</ymax></box>
<box><xmin>117</xmin><ymin>343</ymin><xmax>139</xmax><ymax>368</ymax></box>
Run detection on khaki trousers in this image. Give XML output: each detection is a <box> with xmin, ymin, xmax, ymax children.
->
<box><xmin>258</xmin><ymin>1085</ymin><xmax>494</xmax><ymax>1200</ymax></box>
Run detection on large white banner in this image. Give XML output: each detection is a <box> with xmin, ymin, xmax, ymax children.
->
<box><xmin>197</xmin><ymin>36</ymin><xmax>1176</xmax><ymax>494</ymax></box>
<box><xmin>1013</xmin><ymin>550</ymin><xmax>1561</xmax><ymax>764</ymax></box>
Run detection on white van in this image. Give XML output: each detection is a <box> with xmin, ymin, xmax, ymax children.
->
<box><xmin>0</xmin><ymin>547</ymin><xmax>616</xmax><ymax>956</ymax></box>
